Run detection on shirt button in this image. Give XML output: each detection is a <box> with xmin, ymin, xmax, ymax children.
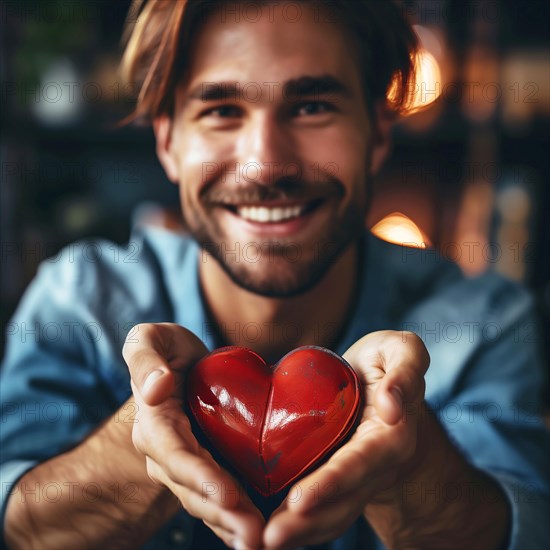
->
<box><xmin>169</xmin><ymin>528</ymin><xmax>188</xmax><ymax>546</ymax></box>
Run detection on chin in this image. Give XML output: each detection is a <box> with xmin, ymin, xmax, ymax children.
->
<box><xmin>215</xmin><ymin>249</ymin><xmax>343</xmax><ymax>298</ymax></box>
<box><xmin>228</xmin><ymin>272</ymin><xmax>322</xmax><ymax>298</ymax></box>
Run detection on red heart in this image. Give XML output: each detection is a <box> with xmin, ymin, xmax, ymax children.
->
<box><xmin>186</xmin><ymin>346</ymin><xmax>362</xmax><ymax>496</ymax></box>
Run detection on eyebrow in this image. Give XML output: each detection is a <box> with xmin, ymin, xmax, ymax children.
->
<box><xmin>285</xmin><ymin>75</ymin><xmax>352</xmax><ymax>100</ymax></box>
<box><xmin>184</xmin><ymin>74</ymin><xmax>352</xmax><ymax>105</ymax></box>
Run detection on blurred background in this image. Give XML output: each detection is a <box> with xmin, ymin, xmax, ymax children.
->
<box><xmin>1</xmin><ymin>0</ymin><xmax>549</xmax><ymax>396</ymax></box>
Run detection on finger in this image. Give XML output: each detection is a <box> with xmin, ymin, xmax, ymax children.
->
<box><xmin>263</xmin><ymin>491</ymin><xmax>362</xmax><ymax>550</ymax></box>
<box><xmin>132</xmin><ymin>355</ymin><xmax>175</xmax><ymax>406</ymax></box>
<box><xmin>138</xmin><ymin>406</ymin><xmax>265</xmax><ymax>540</ymax></box>
<box><xmin>143</xmin><ymin>432</ymin><xmax>244</xmax><ymax>510</ymax></box>
<box><xmin>343</xmin><ymin>330</ymin><xmax>430</xmax><ymax>379</ymax></box>
<box><xmin>123</xmin><ymin>323</ymin><xmax>208</xmax><ymax>404</ymax></box>
<box><xmin>344</xmin><ymin>330</ymin><xmax>429</xmax><ymax>424</ymax></box>
<box><xmin>152</xmin><ymin>323</ymin><xmax>210</xmax><ymax>370</ymax></box>
<box><xmin>287</xmin><ymin>424</ymin><xmax>408</xmax><ymax>512</ymax></box>
<box><xmin>130</xmin><ymin>398</ymin><xmax>239</xmax><ymax>508</ymax></box>
<box><xmin>176</xmin><ymin>485</ymin><xmax>264</xmax><ymax>548</ymax></box>
<box><xmin>153</xmin><ymin>464</ymin><xmax>264</xmax><ymax>549</ymax></box>
<box><xmin>375</xmin><ymin>362</ymin><xmax>426</xmax><ymax>425</ymax></box>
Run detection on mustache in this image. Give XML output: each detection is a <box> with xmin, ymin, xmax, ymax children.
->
<box><xmin>202</xmin><ymin>176</ymin><xmax>345</xmax><ymax>206</ymax></box>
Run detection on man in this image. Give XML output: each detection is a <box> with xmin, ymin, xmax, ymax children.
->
<box><xmin>1</xmin><ymin>1</ymin><xmax>548</xmax><ymax>549</ymax></box>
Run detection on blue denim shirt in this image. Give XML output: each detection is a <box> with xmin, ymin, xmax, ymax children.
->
<box><xmin>1</xmin><ymin>227</ymin><xmax>549</xmax><ymax>548</ymax></box>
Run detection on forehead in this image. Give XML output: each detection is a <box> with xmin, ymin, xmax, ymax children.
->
<box><xmin>183</xmin><ymin>2</ymin><xmax>362</xmax><ymax>96</ymax></box>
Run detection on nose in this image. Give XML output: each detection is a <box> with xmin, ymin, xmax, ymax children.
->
<box><xmin>234</xmin><ymin>111</ymin><xmax>299</xmax><ymax>186</ymax></box>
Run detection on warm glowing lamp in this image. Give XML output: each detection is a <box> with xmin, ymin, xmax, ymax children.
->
<box><xmin>370</xmin><ymin>212</ymin><xmax>431</xmax><ymax>248</ymax></box>
<box><xmin>388</xmin><ymin>25</ymin><xmax>443</xmax><ymax>116</ymax></box>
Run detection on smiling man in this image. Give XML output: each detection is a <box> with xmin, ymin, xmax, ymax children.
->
<box><xmin>1</xmin><ymin>1</ymin><xmax>549</xmax><ymax>549</ymax></box>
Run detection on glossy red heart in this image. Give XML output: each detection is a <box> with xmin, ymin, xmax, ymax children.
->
<box><xmin>186</xmin><ymin>346</ymin><xmax>362</xmax><ymax>496</ymax></box>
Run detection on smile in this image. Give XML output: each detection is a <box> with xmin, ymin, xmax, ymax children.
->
<box><xmin>223</xmin><ymin>199</ymin><xmax>324</xmax><ymax>224</ymax></box>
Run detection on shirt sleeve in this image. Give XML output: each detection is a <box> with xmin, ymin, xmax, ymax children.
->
<box><xmin>427</xmin><ymin>278</ymin><xmax>550</xmax><ymax>549</ymax></box>
<box><xmin>0</xmin><ymin>256</ymin><xmax>119</xmax><ymax>542</ymax></box>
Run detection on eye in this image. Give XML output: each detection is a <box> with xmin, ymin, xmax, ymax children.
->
<box><xmin>201</xmin><ymin>105</ymin><xmax>241</xmax><ymax>118</ymax></box>
<box><xmin>293</xmin><ymin>101</ymin><xmax>335</xmax><ymax>116</ymax></box>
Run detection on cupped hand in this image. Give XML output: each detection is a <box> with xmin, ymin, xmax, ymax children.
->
<box><xmin>122</xmin><ymin>323</ymin><xmax>265</xmax><ymax>549</ymax></box>
<box><xmin>262</xmin><ymin>330</ymin><xmax>430</xmax><ymax>549</ymax></box>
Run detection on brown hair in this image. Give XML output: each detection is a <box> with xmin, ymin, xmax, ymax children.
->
<box><xmin>120</xmin><ymin>0</ymin><xmax>418</xmax><ymax>124</ymax></box>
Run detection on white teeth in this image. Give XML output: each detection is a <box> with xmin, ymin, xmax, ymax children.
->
<box><xmin>236</xmin><ymin>205</ymin><xmax>305</xmax><ymax>223</ymax></box>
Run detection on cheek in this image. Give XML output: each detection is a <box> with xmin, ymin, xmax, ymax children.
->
<box><xmin>174</xmin><ymin>130</ymin><xmax>233</xmax><ymax>198</ymax></box>
<box><xmin>302</xmin><ymin>124</ymin><xmax>370</xmax><ymax>196</ymax></box>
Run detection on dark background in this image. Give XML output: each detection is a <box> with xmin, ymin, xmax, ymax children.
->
<box><xmin>1</xmin><ymin>0</ymin><xmax>549</xmax><ymax>400</ymax></box>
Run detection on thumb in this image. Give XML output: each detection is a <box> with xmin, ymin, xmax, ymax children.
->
<box><xmin>374</xmin><ymin>367</ymin><xmax>426</xmax><ymax>425</ymax></box>
<box><xmin>122</xmin><ymin>323</ymin><xmax>208</xmax><ymax>406</ymax></box>
<box><xmin>127</xmin><ymin>350</ymin><xmax>176</xmax><ymax>406</ymax></box>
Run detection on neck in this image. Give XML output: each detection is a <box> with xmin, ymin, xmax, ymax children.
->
<box><xmin>199</xmin><ymin>240</ymin><xmax>361</xmax><ymax>363</ymax></box>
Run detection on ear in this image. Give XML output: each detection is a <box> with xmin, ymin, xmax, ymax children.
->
<box><xmin>153</xmin><ymin>115</ymin><xmax>179</xmax><ymax>183</ymax></box>
<box><xmin>369</xmin><ymin>102</ymin><xmax>395</xmax><ymax>176</ymax></box>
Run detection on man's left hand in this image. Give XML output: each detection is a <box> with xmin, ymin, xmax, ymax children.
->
<box><xmin>262</xmin><ymin>330</ymin><xmax>429</xmax><ymax>548</ymax></box>
<box><xmin>262</xmin><ymin>330</ymin><xmax>510</xmax><ymax>550</ymax></box>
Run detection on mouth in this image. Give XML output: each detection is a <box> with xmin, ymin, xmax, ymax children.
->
<box><xmin>221</xmin><ymin>198</ymin><xmax>325</xmax><ymax>224</ymax></box>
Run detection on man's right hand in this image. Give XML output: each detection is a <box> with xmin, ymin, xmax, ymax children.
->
<box><xmin>123</xmin><ymin>322</ymin><xmax>265</xmax><ymax>549</ymax></box>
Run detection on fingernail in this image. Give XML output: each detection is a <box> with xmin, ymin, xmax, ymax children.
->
<box><xmin>143</xmin><ymin>369</ymin><xmax>164</xmax><ymax>394</ymax></box>
<box><xmin>390</xmin><ymin>387</ymin><xmax>403</xmax><ymax>410</ymax></box>
<box><xmin>233</xmin><ymin>540</ymin><xmax>247</xmax><ymax>550</ymax></box>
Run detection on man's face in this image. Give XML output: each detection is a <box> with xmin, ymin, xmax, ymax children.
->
<box><xmin>160</xmin><ymin>2</ymin><xmax>377</xmax><ymax>297</ymax></box>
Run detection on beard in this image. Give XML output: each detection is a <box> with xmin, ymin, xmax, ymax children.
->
<box><xmin>184</xmin><ymin>175</ymin><xmax>370</xmax><ymax>298</ymax></box>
